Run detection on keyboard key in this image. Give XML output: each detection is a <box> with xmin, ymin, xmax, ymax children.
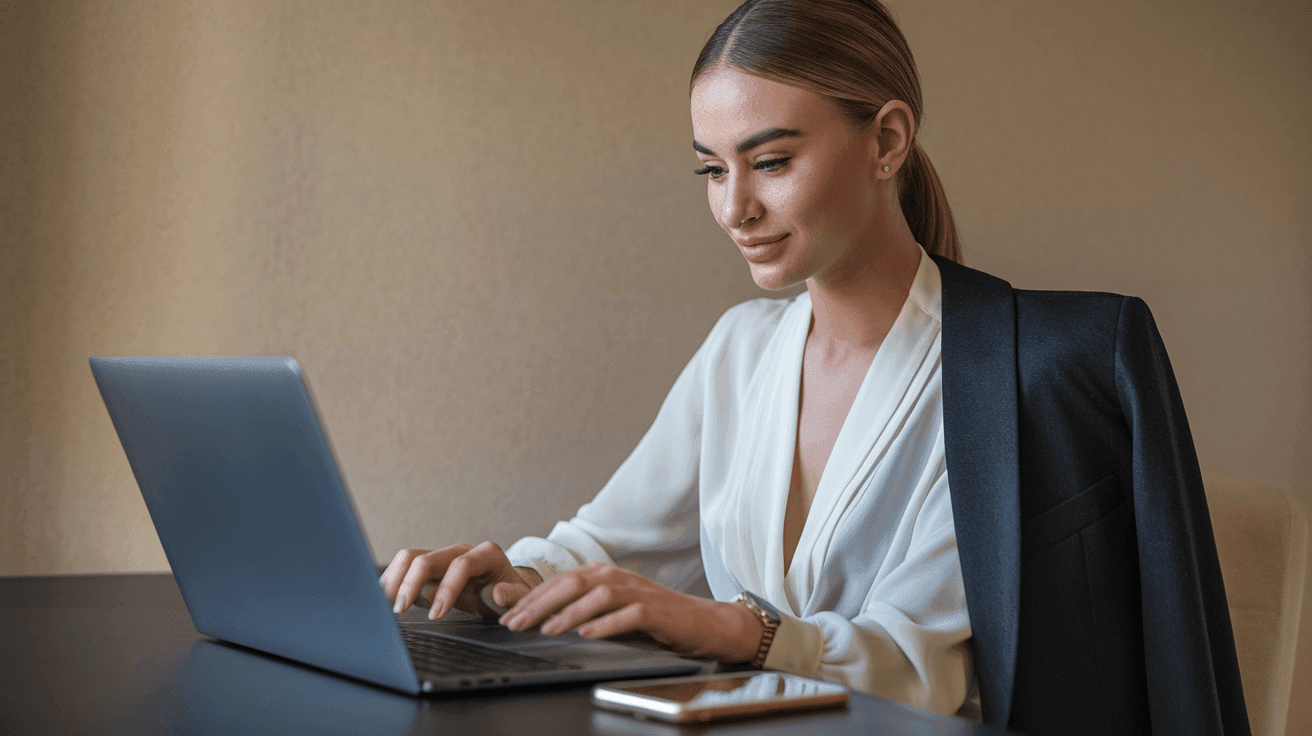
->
<box><xmin>400</xmin><ymin>629</ymin><xmax>579</xmax><ymax>676</ymax></box>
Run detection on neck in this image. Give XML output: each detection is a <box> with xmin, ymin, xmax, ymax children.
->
<box><xmin>805</xmin><ymin>226</ymin><xmax>921</xmax><ymax>352</ymax></box>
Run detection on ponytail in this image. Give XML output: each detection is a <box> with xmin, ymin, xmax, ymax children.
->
<box><xmin>900</xmin><ymin>141</ymin><xmax>962</xmax><ymax>263</ymax></box>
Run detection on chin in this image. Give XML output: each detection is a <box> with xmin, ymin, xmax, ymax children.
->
<box><xmin>748</xmin><ymin>265</ymin><xmax>806</xmax><ymax>292</ymax></box>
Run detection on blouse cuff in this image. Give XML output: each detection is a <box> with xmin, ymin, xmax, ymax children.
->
<box><xmin>504</xmin><ymin>536</ymin><xmax>582</xmax><ymax>582</ymax></box>
<box><xmin>761</xmin><ymin>611</ymin><xmax>825</xmax><ymax>676</ymax></box>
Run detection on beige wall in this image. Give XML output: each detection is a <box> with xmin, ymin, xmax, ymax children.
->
<box><xmin>2</xmin><ymin>0</ymin><xmax>1308</xmax><ymax>730</ymax></box>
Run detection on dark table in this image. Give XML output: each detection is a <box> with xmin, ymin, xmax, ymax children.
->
<box><xmin>0</xmin><ymin>574</ymin><xmax>1007</xmax><ymax>735</ymax></box>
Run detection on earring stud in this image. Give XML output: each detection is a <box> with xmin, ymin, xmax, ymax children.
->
<box><xmin>882</xmin><ymin>165</ymin><xmax>890</xmax><ymax>172</ymax></box>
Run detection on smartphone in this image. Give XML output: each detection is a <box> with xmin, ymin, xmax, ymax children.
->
<box><xmin>591</xmin><ymin>671</ymin><xmax>850</xmax><ymax>724</ymax></box>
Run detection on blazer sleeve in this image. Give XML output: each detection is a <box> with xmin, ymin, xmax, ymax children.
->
<box><xmin>1113</xmin><ymin>296</ymin><xmax>1250</xmax><ymax>735</ymax></box>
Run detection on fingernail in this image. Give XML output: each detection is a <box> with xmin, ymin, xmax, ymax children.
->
<box><xmin>394</xmin><ymin>600</ymin><xmax>404</xmax><ymax>613</ymax></box>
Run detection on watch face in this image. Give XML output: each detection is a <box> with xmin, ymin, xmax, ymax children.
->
<box><xmin>739</xmin><ymin>592</ymin><xmax>781</xmax><ymax>624</ymax></box>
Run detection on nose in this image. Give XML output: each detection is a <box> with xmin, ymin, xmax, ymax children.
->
<box><xmin>719</xmin><ymin>169</ymin><xmax>763</xmax><ymax>230</ymax></box>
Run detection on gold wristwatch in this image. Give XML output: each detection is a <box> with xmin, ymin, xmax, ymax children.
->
<box><xmin>734</xmin><ymin>591</ymin><xmax>780</xmax><ymax>668</ymax></box>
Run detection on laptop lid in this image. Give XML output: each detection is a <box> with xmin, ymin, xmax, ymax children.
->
<box><xmin>91</xmin><ymin>356</ymin><xmax>421</xmax><ymax>693</ymax></box>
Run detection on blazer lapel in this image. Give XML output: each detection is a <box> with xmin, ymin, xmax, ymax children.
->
<box><xmin>932</xmin><ymin>255</ymin><xmax>1021</xmax><ymax>728</ymax></box>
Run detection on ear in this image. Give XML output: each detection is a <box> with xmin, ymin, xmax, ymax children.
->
<box><xmin>869</xmin><ymin>100</ymin><xmax>915</xmax><ymax>180</ymax></box>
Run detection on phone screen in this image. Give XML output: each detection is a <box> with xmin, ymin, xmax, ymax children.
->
<box><xmin>623</xmin><ymin>672</ymin><xmax>835</xmax><ymax>703</ymax></box>
<box><xmin>594</xmin><ymin>672</ymin><xmax>849</xmax><ymax>723</ymax></box>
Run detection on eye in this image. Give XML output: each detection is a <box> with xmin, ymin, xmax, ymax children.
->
<box><xmin>694</xmin><ymin>164</ymin><xmax>726</xmax><ymax>180</ymax></box>
<box><xmin>754</xmin><ymin>157</ymin><xmax>791</xmax><ymax>172</ymax></box>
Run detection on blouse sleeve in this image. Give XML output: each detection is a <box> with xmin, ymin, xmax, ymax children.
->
<box><xmin>503</xmin><ymin>312</ymin><xmax>724</xmax><ymax>594</ymax></box>
<box><xmin>763</xmin><ymin>464</ymin><xmax>973</xmax><ymax>716</ymax></box>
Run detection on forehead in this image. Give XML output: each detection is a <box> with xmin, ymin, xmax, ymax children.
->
<box><xmin>690</xmin><ymin>66</ymin><xmax>841</xmax><ymax>151</ymax></box>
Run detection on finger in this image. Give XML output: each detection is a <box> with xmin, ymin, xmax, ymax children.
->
<box><xmin>498</xmin><ymin>572</ymin><xmax>571</xmax><ymax>628</ymax></box>
<box><xmin>540</xmin><ymin>584</ymin><xmax>624</xmax><ymax>635</ymax></box>
<box><xmin>478</xmin><ymin>583</ymin><xmax>510</xmax><ymax>616</ymax></box>
<box><xmin>500</xmin><ymin>563</ymin><xmax>583</xmax><ymax>620</ymax></box>
<box><xmin>381</xmin><ymin>549</ymin><xmax>422</xmax><ymax>603</ymax></box>
<box><xmin>428</xmin><ymin>542</ymin><xmax>499</xmax><ymax>619</ymax></box>
<box><xmin>417</xmin><ymin>581</ymin><xmax>440</xmax><ymax>609</ymax></box>
<box><xmin>394</xmin><ymin>554</ymin><xmax>437</xmax><ymax>613</ymax></box>
<box><xmin>502</xmin><ymin>570</ymin><xmax>598</xmax><ymax>631</ymax></box>
<box><xmin>379</xmin><ymin>549</ymin><xmax>408</xmax><ymax>599</ymax></box>
<box><xmin>576</xmin><ymin>602</ymin><xmax>648</xmax><ymax>639</ymax></box>
<box><xmin>453</xmin><ymin>586</ymin><xmax>500</xmax><ymax>619</ymax></box>
<box><xmin>428</xmin><ymin>553</ymin><xmax>476</xmax><ymax>619</ymax></box>
<box><xmin>491</xmin><ymin>581</ymin><xmax>531</xmax><ymax>609</ymax></box>
<box><xmin>396</xmin><ymin>544</ymin><xmax>467</xmax><ymax>613</ymax></box>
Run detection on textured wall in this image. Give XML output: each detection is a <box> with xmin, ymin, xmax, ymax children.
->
<box><xmin>1</xmin><ymin>0</ymin><xmax>1308</xmax><ymax>730</ymax></box>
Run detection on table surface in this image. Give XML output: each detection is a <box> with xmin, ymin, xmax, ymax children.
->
<box><xmin>0</xmin><ymin>574</ymin><xmax>1008</xmax><ymax>735</ymax></box>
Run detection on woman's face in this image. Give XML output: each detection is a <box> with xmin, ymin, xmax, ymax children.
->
<box><xmin>690</xmin><ymin>65</ymin><xmax>887</xmax><ymax>291</ymax></box>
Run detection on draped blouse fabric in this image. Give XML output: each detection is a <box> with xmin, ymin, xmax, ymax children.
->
<box><xmin>504</xmin><ymin>248</ymin><xmax>971</xmax><ymax>715</ymax></box>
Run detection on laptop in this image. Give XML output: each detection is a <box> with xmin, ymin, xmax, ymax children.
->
<box><xmin>89</xmin><ymin>356</ymin><xmax>713</xmax><ymax>695</ymax></box>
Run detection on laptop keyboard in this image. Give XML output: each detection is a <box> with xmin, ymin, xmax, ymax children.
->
<box><xmin>400</xmin><ymin>628</ymin><xmax>580</xmax><ymax>676</ymax></box>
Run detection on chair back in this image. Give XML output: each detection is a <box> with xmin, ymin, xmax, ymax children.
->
<box><xmin>1203</xmin><ymin>471</ymin><xmax>1308</xmax><ymax>736</ymax></box>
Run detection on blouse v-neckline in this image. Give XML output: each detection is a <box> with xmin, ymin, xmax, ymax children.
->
<box><xmin>774</xmin><ymin>248</ymin><xmax>943</xmax><ymax>614</ymax></box>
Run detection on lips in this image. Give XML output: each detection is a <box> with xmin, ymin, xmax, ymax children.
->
<box><xmin>736</xmin><ymin>234</ymin><xmax>788</xmax><ymax>248</ymax></box>
<box><xmin>736</xmin><ymin>233</ymin><xmax>789</xmax><ymax>263</ymax></box>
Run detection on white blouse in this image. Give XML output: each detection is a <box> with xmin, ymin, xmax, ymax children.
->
<box><xmin>505</xmin><ymin>247</ymin><xmax>972</xmax><ymax>715</ymax></box>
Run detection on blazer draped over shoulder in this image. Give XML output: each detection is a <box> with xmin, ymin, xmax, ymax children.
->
<box><xmin>934</xmin><ymin>255</ymin><xmax>1250</xmax><ymax>735</ymax></box>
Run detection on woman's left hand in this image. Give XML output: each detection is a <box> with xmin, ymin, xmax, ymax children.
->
<box><xmin>498</xmin><ymin>562</ymin><xmax>763</xmax><ymax>663</ymax></box>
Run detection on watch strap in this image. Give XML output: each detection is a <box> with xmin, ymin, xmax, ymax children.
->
<box><xmin>734</xmin><ymin>591</ymin><xmax>780</xmax><ymax>668</ymax></box>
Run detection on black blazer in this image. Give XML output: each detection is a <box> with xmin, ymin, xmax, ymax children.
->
<box><xmin>933</xmin><ymin>256</ymin><xmax>1250</xmax><ymax>735</ymax></box>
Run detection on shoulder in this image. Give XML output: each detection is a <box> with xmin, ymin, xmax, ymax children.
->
<box><xmin>700</xmin><ymin>293</ymin><xmax>806</xmax><ymax>362</ymax></box>
<box><xmin>1012</xmin><ymin>290</ymin><xmax>1162</xmax><ymax>367</ymax></box>
<box><xmin>935</xmin><ymin>254</ymin><xmax>1150</xmax><ymax>343</ymax></box>
<box><xmin>1013</xmin><ymin>288</ymin><xmax>1129</xmax><ymax>342</ymax></box>
<box><xmin>674</xmin><ymin>294</ymin><xmax>808</xmax><ymax>397</ymax></box>
<box><xmin>714</xmin><ymin>293</ymin><xmax>800</xmax><ymax>327</ymax></box>
<box><xmin>1008</xmin><ymin>290</ymin><xmax>1138</xmax><ymax>415</ymax></box>
<box><xmin>936</xmin><ymin>256</ymin><xmax>1166</xmax><ymax>387</ymax></box>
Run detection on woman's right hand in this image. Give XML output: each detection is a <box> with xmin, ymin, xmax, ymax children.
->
<box><xmin>380</xmin><ymin>541</ymin><xmax>542</xmax><ymax>620</ymax></box>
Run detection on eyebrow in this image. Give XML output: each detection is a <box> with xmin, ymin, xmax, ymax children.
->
<box><xmin>693</xmin><ymin>127</ymin><xmax>803</xmax><ymax>156</ymax></box>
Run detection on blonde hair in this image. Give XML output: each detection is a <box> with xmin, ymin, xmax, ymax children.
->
<box><xmin>692</xmin><ymin>0</ymin><xmax>963</xmax><ymax>263</ymax></box>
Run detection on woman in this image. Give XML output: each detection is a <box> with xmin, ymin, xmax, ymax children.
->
<box><xmin>383</xmin><ymin>1</ymin><xmax>1249</xmax><ymax>733</ymax></box>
